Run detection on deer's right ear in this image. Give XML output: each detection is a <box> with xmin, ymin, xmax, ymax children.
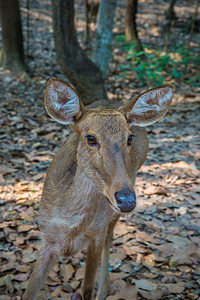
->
<box><xmin>45</xmin><ymin>78</ymin><xmax>84</xmax><ymax>125</ymax></box>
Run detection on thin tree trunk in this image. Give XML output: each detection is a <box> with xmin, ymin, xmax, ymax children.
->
<box><xmin>93</xmin><ymin>0</ymin><xmax>117</xmax><ymax>79</ymax></box>
<box><xmin>188</xmin><ymin>0</ymin><xmax>199</xmax><ymax>49</ymax></box>
<box><xmin>0</xmin><ymin>0</ymin><xmax>25</xmax><ymax>75</ymax></box>
<box><xmin>84</xmin><ymin>0</ymin><xmax>90</xmax><ymax>43</ymax></box>
<box><xmin>84</xmin><ymin>0</ymin><xmax>100</xmax><ymax>44</ymax></box>
<box><xmin>163</xmin><ymin>0</ymin><xmax>176</xmax><ymax>52</ymax></box>
<box><xmin>125</xmin><ymin>0</ymin><xmax>143</xmax><ymax>52</ymax></box>
<box><xmin>165</xmin><ymin>0</ymin><xmax>176</xmax><ymax>22</ymax></box>
<box><xmin>51</xmin><ymin>0</ymin><xmax>106</xmax><ymax>105</ymax></box>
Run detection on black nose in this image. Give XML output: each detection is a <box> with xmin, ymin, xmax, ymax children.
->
<box><xmin>115</xmin><ymin>188</ymin><xmax>136</xmax><ymax>213</ymax></box>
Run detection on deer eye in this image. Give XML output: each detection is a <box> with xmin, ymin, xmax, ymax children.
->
<box><xmin>127</xmin><ymin>134</ymin><xmax>135</xmax><ymax>146</ymax></box>
<box><xmin>86</xmin><ymin>135</ymin><xmax>97</xmax><ymax>146</ymax></box>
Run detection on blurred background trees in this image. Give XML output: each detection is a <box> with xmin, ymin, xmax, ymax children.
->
<box><xmin>51</xmin><ymin>0</ymin><xmax>106</xmax><ymax>104</ymax></box>
<box><xmin>125</xmin><ymin>0</ymin><xmax>143</xmax><ymax>52</ymax></box>
<box><xmin>0</xmin><ymin>4</ymin><xmax>199</xmax><ymax>298</ymax></box>
<box><xmin>0</xmin><ymin>0</ymin><xmax>25</xmax><ymax>75</ymax></box>
<box><xmin>0</xmin><ymin>0</ymin><xmax>199</xmax><ymax>103</ymax></box>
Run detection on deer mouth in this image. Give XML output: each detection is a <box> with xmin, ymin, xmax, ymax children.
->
<box><xmin>105</xmin><ymin>197</ymin><xmax>121</xmax><ymax>214</ymax></box>
<box><xmin>106</xmin><ymin>191</ymin><xmax>137</xmax><ymax>214</ymax></box>
<box><xmin>106</xmin><ymin>197</ymin><xmax>135</xmax><ymax>214</ymax></box>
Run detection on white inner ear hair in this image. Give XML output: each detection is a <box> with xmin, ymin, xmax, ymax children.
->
<box><xmin>48</xmin><ymin>82</ymin><xmax>80</xmax><ymax>121</ymax></box>
<box><xmin>133</xmin><ymin>87</ymin><xmax>173</xmax><ymax>116</ymax></box>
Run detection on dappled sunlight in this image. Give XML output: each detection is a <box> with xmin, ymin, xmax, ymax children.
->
<box><xmin>0</xmin><ymin>0</ymin><xmax>199</xmax><ymax>298</ymax></box>
<box><xmin>0</xmin><ymin>91</ymin><xmax>199</xmax><ymax>298</ymax></box>
<box><xmin>0</xmin><ymin>179</ymin><xmax>43</xmax><ymax>204</ymax></box>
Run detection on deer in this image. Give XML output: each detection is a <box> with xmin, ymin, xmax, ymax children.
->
<box><xmin>24</xmin><ymin>78</ymin><xmax>173</xmax><ymax>300</ymax></box>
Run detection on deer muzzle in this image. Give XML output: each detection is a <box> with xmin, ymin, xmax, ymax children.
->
<box><xmin>114</xmin><ymin>187</ymin><xmax>136</xmax><ymax>213</ymax></box>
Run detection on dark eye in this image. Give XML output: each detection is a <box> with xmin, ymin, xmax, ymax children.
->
<box><xmin>127</xmin><ymin>134</ymin><xmax>135</xmax><ymax>146</ymax></box>
<box><xmin>86</xmin><ymin>135</ymin><xmax>97</xmax><ymax>146</ymax></box>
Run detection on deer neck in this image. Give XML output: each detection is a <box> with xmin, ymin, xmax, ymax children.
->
<box><xmin>59</xmin><ymin>167</ymin><xmax>99</xmax><ymax>229</ymax></box>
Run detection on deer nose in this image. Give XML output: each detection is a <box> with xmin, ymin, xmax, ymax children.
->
<box><xmin>115</xmin><ymin>188</ymin><xmax>136</xmax><ymax>213</ymax></box>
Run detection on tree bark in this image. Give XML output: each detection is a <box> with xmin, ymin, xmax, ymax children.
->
<box><xmin>188</xmin><ymin>0</ymin><xmax>199</xmax><ymax>49</ymax></box>
<box><xmin>0</xmin><ymin>0</ymin><xmax>25</xmax><ymax>75</ymax></box>
<box><xmin>84</xmin><ymin>0</ymin><xmax>100</xmax><ymax>44</ymax></box>
<box><xmin>165</xmin><ymin>0</ymin><xmax>176</xmax><ymax>22</ymax></box>
<box><xmin>125</xmin><ymin>0</ymin><xmax>143</xmax><ymax>52</ymax></box>
<box><xmin>51</xmin><ymin>0</ymin><xmax>106</xmax><ymax>105</ymax></box>
<box><xmin>163</xmin><ymin>0</ymin><xmax>176</xmax><ymax>52</ymax></box>
<box><xmin>93</xmin><ymin>0</ymin><xmax>117</xmax><ymax>79</ymax></box>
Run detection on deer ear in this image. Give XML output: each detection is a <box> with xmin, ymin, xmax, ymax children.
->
<box><xmin>120</xmin><ymin>85</ymin><xmax>174</xmax><ymax>127</ymax></box>
<box><xmin>45</xmin><ymin>78</ymin><xmax>84</xmax><ymax>125</ymax></box>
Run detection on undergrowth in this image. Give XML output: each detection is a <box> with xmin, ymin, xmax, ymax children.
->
<box><xmin>116</xmin><ymin>35</ymin><xmax>200</xmax><ymax>87</ymax></box>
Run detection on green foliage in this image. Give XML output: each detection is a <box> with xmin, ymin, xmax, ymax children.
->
<box><xmin>116</xmin><ymin>35</ymin><xmax>200</xmax><ymax>87</ymax></box>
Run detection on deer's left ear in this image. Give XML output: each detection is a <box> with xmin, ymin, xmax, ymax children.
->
<box><xmin>119</xmin><ymin>85</ymin><xmax>174</xmax><ymax>126</ymax></box>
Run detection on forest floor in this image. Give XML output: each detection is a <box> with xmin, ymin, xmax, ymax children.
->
<box><xmin>0</xmin><ymin>0</ymin><xmax>200</xmax><ymax>299</ymax></box>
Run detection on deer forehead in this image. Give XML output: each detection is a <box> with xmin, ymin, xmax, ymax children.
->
<box><xmin>80</xmin><ymin>111</ymin><xmax>129</xmax><ymax>136</ymax></box>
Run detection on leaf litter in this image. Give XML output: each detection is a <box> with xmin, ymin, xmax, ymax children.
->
<box><xmin>0</xmin><ymin>0</ymin><xmax>200</xmax><ymax>299</ymax></box>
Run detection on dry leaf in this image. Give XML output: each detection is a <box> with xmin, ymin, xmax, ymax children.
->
<box><xmin>60</xmin><ymin>263</ymin><xmax>75</xmax><ymax>281</ymax></box>
<box><xmin>144</xmin><ymin>185</ymin><xmax>169</xmax><ymax>196</ymax></box>
<box><xmin>122</xmin><ymin>245</ymin><xmax>148</xmax><ymax>256</ymax></box>
<box><xmin>18</xmin><ymin>224</ymin><xmax>35</xmax><ymax>233</ymax></box>
<box><xmin>0</xmin><ymin>274</ymin><xmax>14</xmax><ymax>293</ymax></box>
<box><xmin>15</xmin><ymin>273</ymin><xmax>29</xmax><ymax>282</ymax></box>
<box><xmin>139</xmin><ymin>289</ymin><xmax>163</xmax><ymax>300</ymax></box>
<box><xmin>133</xmin><ymin>279</ymin><xmax>157</xmax><ymax>291</ymax></box>
<box><xmin>142</xmin><ymin>254</ymin><xmax>156</xmax><ymax>269</ymax></box>
<box><xmin>75</xmin><ymin>266</ymin><xmax>85</xmax><ymax>281</ymax></box>
<box><xmin>0</xmin><ymin>165</ymin><xmax>16</xmax><ymax>174</ymax></box>
<box><xmin>135</xmin><ymin>230</ymin><xmax>158</xmax><ymax>244</ymax></box>
<box><xmin>107</xmin><ymin>280</ymin><xmax>138</xmax><ymax>300</ymax></box>
<box><xmin>164</xmin><ymin>282</ymin><xmax>185</xmax><ymax>294</ymax></box>
<box><xmin>48</xmin><ymin>269</ymin><xmax>60</xmax><ymax>283</ymax></box>
<box><xmin>166</xmin><ymin>235</ymin><xmax>190</xmax><ymax>249</ymax></box>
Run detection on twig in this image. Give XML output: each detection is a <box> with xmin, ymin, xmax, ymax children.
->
<box><xmin>21</xmin><ymin>7</ymin><xmax>52</xmax><ymax>22</ymax></box>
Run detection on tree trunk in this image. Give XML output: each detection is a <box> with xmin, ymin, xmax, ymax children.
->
<box><xmin>84</xmin><ymin>0</ymin><xmax>100</xmax><ymax>44</ymax></box>
<box><xmin>51</xmin><ymin>0</ymin><xmax>106</xmax><ymax>105</ymax></box>
<box><xmin>188</xmin><ymin>0</ymin><xmax>199</xmax><ymax>49</ymax></box>
<box><xmin>84</xmin><ymin>0</ymin><xmax>90</xmax><ymax>43</ymax></box>
<box><xmin>93</xmin><ymin>0</ymin><xmax>117</xmax><ymax>79</ymax></box>
<box><xmin>163</xmin><ymin>0</ymin><xmax>176</xmax><ymax>52</ymax></box>
<box><xmin>165</xmin><ymin>0</ymin><xmax>176</xmax><ymax>22</ymax></box>
<box><xmin>0</xmin><ymin>0</ymin><xmax>25</xmax><ymax>75</ymax></box>
<box><xmin>125</xmin><ymin>0</ymin><xmax>143</xmax><ymax>52</ymax></box>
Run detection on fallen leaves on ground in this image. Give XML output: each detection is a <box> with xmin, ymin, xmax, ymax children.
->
<box><xmin>0</xmin><ymin>0</ymin><xmax>200</xmax><ymax>299</ymax></box>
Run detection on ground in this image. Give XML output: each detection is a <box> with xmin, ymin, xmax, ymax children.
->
<box><xmin>0</xmin><ymin>0</ymin><xmax>200</xmax><ymax>299</ymax></box>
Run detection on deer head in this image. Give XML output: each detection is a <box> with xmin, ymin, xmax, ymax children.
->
<box><xmin>45</xmin><ymin>78</ymin><xmax>173</xmax><ymax>214</ymax></box>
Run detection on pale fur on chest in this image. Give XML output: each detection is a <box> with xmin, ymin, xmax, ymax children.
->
<box><xmin>39</xmin><ymin>173</ymin><xmax>116</xmax><ymax>257</ymax></box>
<box><xmin>40</xmin><ymin>203</ymin><xmax>114</xmax><ymax>257</ymax></box>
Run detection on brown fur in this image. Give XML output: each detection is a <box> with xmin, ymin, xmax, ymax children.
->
<box><xmin>24</xmin><ymin>79</ymin><xmax>173</xmax><ymax>300</ymax></box>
